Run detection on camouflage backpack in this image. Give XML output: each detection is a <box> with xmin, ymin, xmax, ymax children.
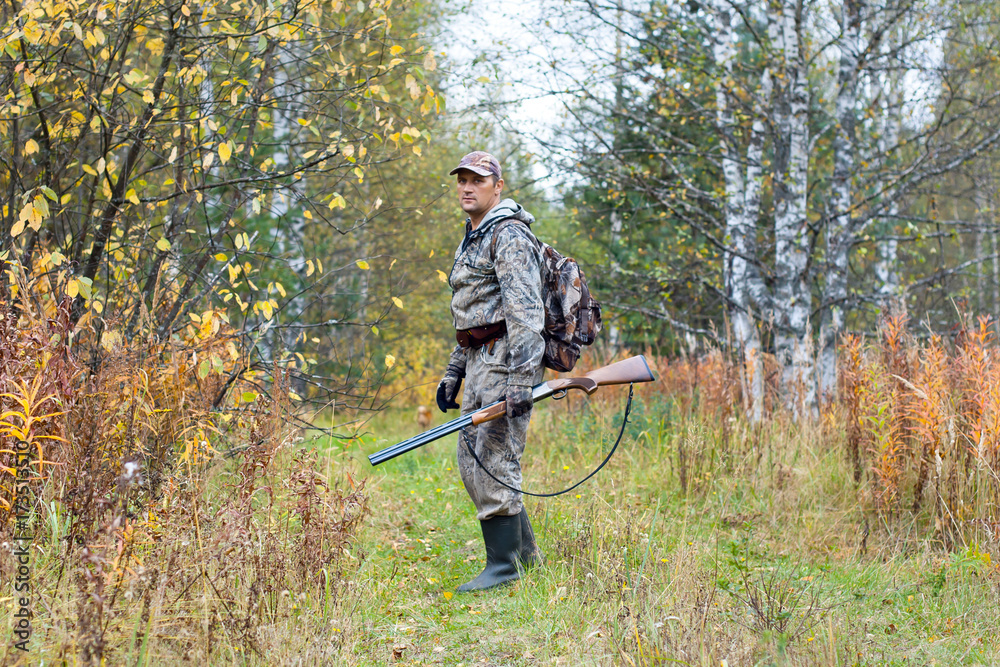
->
<box><xmin>492</xmin><ymin>219</ymin><xmax>602</xmax><ymax>372</ymax></box>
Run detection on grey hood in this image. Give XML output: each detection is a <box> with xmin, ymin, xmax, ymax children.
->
<box><xmin>460</xmin><ymin>198</ymin><xmax>534</xmax><ymax>251</ymax></box>
<box><xmin>478</xmin><ymin>198</ymin><xmax>535</xmax><ymax>231</ymax></box>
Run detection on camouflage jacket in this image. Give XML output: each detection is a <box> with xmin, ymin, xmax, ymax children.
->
<box><xmin>447</xmin><ymin>199</ymin><xmax>544</xmax><ymax>387</ymax></box>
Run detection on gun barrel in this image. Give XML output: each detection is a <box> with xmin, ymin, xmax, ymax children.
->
<box><xmin>367</xmin><ymin>413</ymin><xmax>474</xmax><ymax>466</ymax></box>
<box><xmin>368</xmin><ymin>385</ymin><xmax>555</xmax><ymax>467</ymax></box>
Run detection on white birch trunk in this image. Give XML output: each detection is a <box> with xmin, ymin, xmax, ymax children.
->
<box><xmin>608</xmin><ymin>209</ymin><xmax>623</xmax><ymax>348</ymax></box>
<box><xmin>976</xmin><ymin>201</ymin><xmax>985</xmax><ymax>314</ymax></box>
<box><xmin>993</xmin><ymin>221</ymin><xmax>999</xmax><ymax>325</ymax></box>
<box><xmin>607</xmin><ymin>0</ymin><xmax>625</xmax><ymax>350</ymax></box>
<box><xmin>819</xmin><ymin>0</ymin><xmax>861</xmax><ymax>404</ymax></box>
<box><xmin>713</xmin><ymin>1</ymin><xmax>765</xmax><ymax>421</ymax></box>
<box><xmin>773</xmin><ymin>0</ymin><xmax>816</xmax><ymax>416</ymax></box>
<box><xmin>875</xmin><ymin>84</ymin><xmax>901</xmax><ymax>300</ymax></box>
<box><xmin>271</xmin><ymin>46</ymin><xmax>296</xmax><ymax>224</ymax></box>
<box><xmin>736</xmin><ymin>67</ymin><xmax>772</xmax><ymax>423</ymax></box>
<box><xmin>991</xmin><ymin>177</ymin><xmax>1000</xmax><ymax>323</ymax></box>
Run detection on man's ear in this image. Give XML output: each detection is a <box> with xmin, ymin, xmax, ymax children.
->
<box><xmin>495</xmin><ymin>178</ymin><xmax>504</xmax><ymax>194</ymax></box>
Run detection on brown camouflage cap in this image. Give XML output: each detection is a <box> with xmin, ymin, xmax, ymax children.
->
<box><xmin>449</xmin><ymin>151</ymin><xmax>502</xmax><ymax>179</ymax></box>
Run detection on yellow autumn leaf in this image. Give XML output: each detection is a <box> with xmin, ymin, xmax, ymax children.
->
<box><xmin>202</xmin><ymin>152</ymin><xmax>215</xmax><ymax>169</ymax></box>
<box><xmin>218</xmin><ymin>141</ymin><xmax>232</xmax><ymax>164</ymax></box>
<box><xmin>156</xmin><ymin>238</ymin><xmax>171</xmax><ymax>251</ymax></box>
<box><xmin>328</xmin><ymin>194</ymin><xmax>346</xmax><ymax>209</ymax></box>
<box><xmin>214</xmin><ymin>253</ymin><xmax>228</xmax><ymax>261</ymax></box>
<box><xmin>356</xmin><ymin>260</ymin><xmax>370</xmax><ymax>270</ymax></box>
<box><xmin>390</xmin><ymin>45</ymin><xmax>404</xmax><ymax>56</ymax></box>
<box><xmin>126</xmin><ymin>188</ymin><xmax>140</xmax><ymax>205</ymax></box>
<box><xmin>24</xmin><ymin>139</ymin><xmax>39</xmax><ymax>155</ymax></box>
<box><xmin>437</xmin><ymin>270</ymin><xmax>448</xmax><ymax>282</ymax></box>
<box><xmin>142</xmin><ymin>89</ymin><xmax>155</xmax><ymax>104</ymax></box>
<box><xmin>66</xmin><ymin>279</ymin><xmax>79</xmax><ymax>298</ymax></box>
<box><xmin>385</xmin><ymin>354</ymin><xmax>396</xmax><ymax>369</ymax></box>
<box><xmin>442</xmin><ymin>591</ymin><xmax>453</xmax><ymax>600</ymax></box>
<box><xmin>392</xmin><ymin>297</ymin><xmax>403</xmax><ymax>309</ymax></box>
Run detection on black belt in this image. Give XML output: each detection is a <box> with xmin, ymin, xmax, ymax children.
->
<box><xmin>456</xmin><ymin>321</ymin><xmax>507</xmax><ymax>349</ymax></box>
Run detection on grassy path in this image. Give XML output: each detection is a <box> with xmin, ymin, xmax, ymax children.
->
<box><xmin>327</xmin><ymin>398</ymin><xmax>1000</xmax><ymax>666</ymax></box>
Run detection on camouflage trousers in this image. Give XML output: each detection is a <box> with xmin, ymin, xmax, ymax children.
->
<box><xmin>457</xmin><ymin>334</ymin><xmax>544</xmax><ymax>521</ymax></box>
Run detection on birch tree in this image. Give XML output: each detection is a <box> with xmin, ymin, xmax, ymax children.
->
<box><xmin>471</xmin><ymin>0</ymin><xmax>1000</xmax><ymax>414</ymax></box>
<box><xmin>818</xmin><ymin>0</ymin><xmax>861</xmax><ymax>402</ymax></box>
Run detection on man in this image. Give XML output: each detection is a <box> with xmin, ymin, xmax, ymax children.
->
<box><xmin>436</xmin><ymin>151</ymin><xmax>545</xmax><ymax>592</ymax></box>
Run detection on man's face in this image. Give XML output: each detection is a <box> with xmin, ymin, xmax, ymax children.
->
<box><xmin>456</xmin><ymin>170</ymin><xmax>503</xmax><ymax>220</ymax></box>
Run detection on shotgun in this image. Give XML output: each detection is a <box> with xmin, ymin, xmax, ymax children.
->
<box><xmin>368</xmin><ymin>355</ymin><xmax>656</xmax><ymax>466</ymax></box>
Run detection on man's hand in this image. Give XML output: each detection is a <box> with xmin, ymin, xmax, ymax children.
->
<box><xmin>505</xmin><ymin>385</ymin><xmax>533</xmax><ymax>419</ymax></box>
<box><xmin>436</xmin><ymin>365</ymin><xmax>465</xmax><ymax>413</ymax></box>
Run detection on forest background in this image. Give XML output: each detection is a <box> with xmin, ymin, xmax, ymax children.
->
<box><xmin>2</xmin><ymin>0</ymin><xmax>1000</xmax><ymax>663</ymax></box>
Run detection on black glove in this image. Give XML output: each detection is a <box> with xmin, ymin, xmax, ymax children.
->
<box><xmin>505</xmin><ymin>384</ymin><xmax>533</xmax><ymax>419</ymax></box>
<box><xmin>435</xmin><ymin>364</ymin><xmax>465</xmax><ymax>413</ymax></box>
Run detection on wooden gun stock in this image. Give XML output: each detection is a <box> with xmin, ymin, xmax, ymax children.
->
<box><xmin>468</xmin><ymin>358</ymin><xmax>653</xmax><ymax>427</ymax></box>
<box><xmin>470</xmin><ymin>377</ymin><xmax>602</xmax><ymax>426</ymax></box>
<box><xmin>582</xmin><ymin>355</ymin><xmax>655</xmax><ymax>387</ymax></box>
<box><xmin>369</xmin><ymin>355</ymin><xmax>657</xmax><ymax>466</ymax></box>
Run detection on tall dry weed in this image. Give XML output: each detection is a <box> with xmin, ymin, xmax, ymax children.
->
<box><xmin>840</xmin><ymin>307</ymin><xmax>1000</xmax><ymax>547</ymax></box>
<box><xmin>0</xmin><ymin>278</ymin><xmax>366</xmax><ymax>663</ymax></box>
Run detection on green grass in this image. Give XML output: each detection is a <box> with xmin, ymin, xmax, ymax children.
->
<box><xmin>320</xmin><ymin>395</ymin><xmax>1000</xmax><ymax>666</ymax></box>
<box><xmin>9</xmin><ymin>391</ymin><xmax>996</xmax><ymax>665</ymax></box>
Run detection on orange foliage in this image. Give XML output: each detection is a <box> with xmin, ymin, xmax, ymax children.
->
<box><xmin>0</xmin><ymin>272</ymin><xmax>365</xmax><ymax>661</ymax></box>
<box><xmin>840</xmin><ymin>308</ymin><xmax>1000</xmax><ymax>542</ymax></box>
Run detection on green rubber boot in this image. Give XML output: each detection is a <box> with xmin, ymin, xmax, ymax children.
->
<box><xmin>457</xmin><ymin>514</ymin><xmax>522</xmax><ymax>592</ymax></box>
<box><xmin>518</xmin><ymin>507</ymin><xmax>544</xmax><ymax>569</ymax></box>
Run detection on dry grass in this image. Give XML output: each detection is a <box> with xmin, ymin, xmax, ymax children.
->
<box><xmin>341</xmin><ymin>335</ymin><xmax>1000</xmax><ymax>666</ymax></box>
<box><xmin>4</xmin><ymin>290</ymin><xmax>1000</xmax><ymax>664</ymax></box>
<box><xmin>0</xmin><ymin>293</ymin><xmax>366</xmax><ymax>665</ymax></box>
